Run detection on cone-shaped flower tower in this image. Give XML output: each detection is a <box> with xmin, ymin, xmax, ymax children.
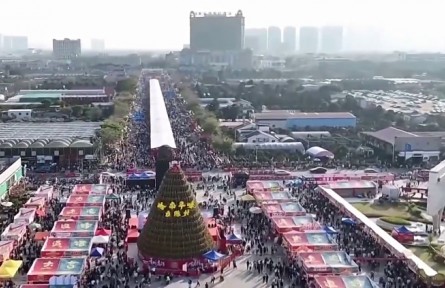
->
<box><xmin>137</xmin><ymin>164</ymin><xmax>214</xmax><ymax>260</ymax></box>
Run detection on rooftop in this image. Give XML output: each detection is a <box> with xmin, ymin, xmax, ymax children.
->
<box><xmin>362</xmin><ymin>127</ymin><xmax>419</xmax><ymax>145</ymax></box>
<box><xmin>0</xmin><ymin>122</ymin><xmax>102</xmax><ymax>140</ymax></box>
<box><xmin>255</xmin><ymin>111</ymin><xmax>356</xmax><ymax>120</ymax></box>
<box><xmin>0</xmin><ymin>158</ymin><xmax>18</xmax><ymax>174</ymax></box>
<box><xmin>0</xmin><ymin>138</ymin><xmax>93</xmax><ymax>149</ymax></box>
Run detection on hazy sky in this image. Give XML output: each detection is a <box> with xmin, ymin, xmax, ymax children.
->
<box><xmin>1</xmin><ymin>0</ymin><xmax>444</xmax><ymax>51</ymax></box>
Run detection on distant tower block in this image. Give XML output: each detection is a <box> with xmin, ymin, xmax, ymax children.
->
<box><xmin>427</xmin><ymin>160</ymin><xmax>445</xmax><ymax>231</ymax></box>
<box><xmin>155</xmin><ymin>145</ymin><xmax>173</xmax><ymax>190</ymax></box>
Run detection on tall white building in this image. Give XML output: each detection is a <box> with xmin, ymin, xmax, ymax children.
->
<box><xmin>91</xmin><ymin>39</ymin><xmax>105</xmax><ymax>51</ymax></box>
<box><xmin>267</xmin><ymin>26</ymin><xmax>282</xmax><ymax>54</ymax></box>
<box><xmin>53</xmin><ymin>38</ymin><xmax>81</xmax><ymax>59</ymax></box>
<box><xmin>282</xmin><ymin>26</ymin><xmax>297</xmax><ymax>53</ymax></box>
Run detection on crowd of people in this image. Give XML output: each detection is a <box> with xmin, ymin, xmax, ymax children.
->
<box><xmin>230</xmin><ymin>181</ymin><xmax>427</xmax><ymax>288</ymax></box>
<box><xmin>126</xmin><ymin>73</ymin><xmax>431</xmax><ymax>287</ymax></box>
<box><xmin>1</xmin><ymin>71</ymin><xmax>434</xmax><ymax>288</ymax></box>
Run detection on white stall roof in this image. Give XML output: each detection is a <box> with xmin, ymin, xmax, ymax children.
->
<box><xmin>149</xmin><ymin>79</ymin><xmax>176</xmax><ymax>149</ymax></box>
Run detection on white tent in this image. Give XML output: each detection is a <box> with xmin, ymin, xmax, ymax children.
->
<box><xmin>92</xmin><ymin>235</ymin><xmax>109</xmax><ymax>244</ymax></box>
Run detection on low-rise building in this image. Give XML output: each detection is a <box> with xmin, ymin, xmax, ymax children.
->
<box><xmin>0</xmin><ymin>157</ymin><xmax>23</xmax><ymax>199</ymax></box>
<box><xmin>254</xmin><ymin>111</ymin><xmax>357</xmax><ymax>130</ymax></box>
<box><xmin>7</xmin><ymin>109</ymin><xmax>32</xmax><ymax>120</ymax></box>
<box><xmin>244</xmin><ymin>130</ymin><xmax>278</xmax><ymax>143</ymax></box>
<box><xmin>361</xmin><ymin>126</ymin><xmax>442</xmax><ymax>162</ymax></box>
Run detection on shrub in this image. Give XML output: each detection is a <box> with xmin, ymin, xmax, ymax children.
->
<box><xmin>380</xmin><ymin>216</ymin><xmax>411</xmax><ymax>225</ymax></box>
<box><xmin>411</xmin><ymin>208</ymin><xmax>422</xmax><ymax>217</ymax></box>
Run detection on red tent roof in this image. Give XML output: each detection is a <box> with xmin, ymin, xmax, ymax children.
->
<box><xmin>95</xmin><ymin>228</ymin><xmax>111</xmax><ymax>236</ymax></box>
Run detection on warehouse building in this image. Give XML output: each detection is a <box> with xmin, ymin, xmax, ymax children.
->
<box><xmin>361</xmin><ymin>126</ymin><xmax>442</xmax><ymax>163</ymax></box>
<box><xmin>254</xmin><ymin>111</ymin><xmax>356</xmax><ymax>130</ymax></box>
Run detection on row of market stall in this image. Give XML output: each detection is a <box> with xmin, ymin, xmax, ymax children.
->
<box><xmin>246</xmin><ymin>184</ymin><xmax>378</xmax><ymax>288</ymax></box>
<box><xmin>21</xmin><ymin>184</ymin><xmax>114</xmax><ymax>286</ymax></box>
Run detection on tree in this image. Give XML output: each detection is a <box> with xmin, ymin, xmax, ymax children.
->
<box><xmin>41</xmin><ymin>99</ymin><xmax>51</xmax><ymax>108</ymax></box>
<box><xmin>221</xmin><ymin>105</ymin><xmax>240</xmax><ymax>121</ymax></box>
<box><xmin>101</xmin><ymin>127</ymin><xmax>121</xmax><ymax>147</ymax></box>
<box><xmin>201</xmin><ymin>118</ymin><xmax>219</xmax><ymax>134</ymax></box>
<box><xmin>84</xmin><ymin>107</ymin><xmax>103</xmax><ymax>121</ymax></box>
<box><xmin>72</xmin><ymin>105</ymin><xmax>83</xmax><ymax>117</ymax></box>
<box><xmin>212</xmin><ymin>135</ymin><xmax>233</xmax><ymax>153</ymax></box>
<box><xmin>206</xmin><ymin>98</ymin><xmax>220</xmax><ymax>112</ymax></box>
<box><xmin>100</xmin><ymin>120</ymin><xmax>124</xmax><ymax>148</ymax></box>
<box><xmin>115</xmin><ymin>78</ymin><xmax>137</xmax><ymax>94</ymax></box>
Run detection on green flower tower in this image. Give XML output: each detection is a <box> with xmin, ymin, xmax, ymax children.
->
<box><xmin>137</xmin><ymin>164</ymin><xmax>214</xmax><ymax>260</ymax></box>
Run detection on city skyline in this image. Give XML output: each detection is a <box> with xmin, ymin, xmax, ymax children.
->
<box><xmin>1</xmin><ymin>0</ymin><xmax>445</xmax><ymax>51</ymax></box>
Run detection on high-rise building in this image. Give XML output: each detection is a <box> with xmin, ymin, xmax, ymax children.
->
<box><xmin>52</xmin><ymin>38</ymin><xmax>81</xmax><ymax>59</ymax></box>
<box><xmin>91</xmin><ymin>39</ymin><xmax>105</xmax><ymax>51</ymax></box>
<box><xmin>267</xmin><ymin>26</ymin><xmax>282</xmax><ymax>54</ymax></box>
<box><xmin>283</xmin><ymin>26</ymin><xmax>297</xmax><ymax>53</ymax></box>
<box><xmin>189</xmin><ymin>11</ymin><xmax>244</xmax><ymax>51</ymax></box>
<box><xmin>299</xmin><ymin>27</ymin><xmax>319</xmax><ymax>53</ymax></box>
<box><xmin>320</xmin><ymin>26</ymin><xmax>343</xmax><ymax>53</ymax></box>
<box><xmin>2</xmin><ymin>36</ymin><xmax>28</xmax><ymax>51</ymax></box>
<box><xmin>245</xmin><ymin>28</ymin><xmax>267</xmax><ymax>53</ymax></box>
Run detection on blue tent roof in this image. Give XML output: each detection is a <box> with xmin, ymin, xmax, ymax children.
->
<box><xmin>203</xmin><ymin>250</ymin><xmax>225</xmax><ymax>262</ymax></box>
<box><xmin>227</xmin><ymin>233</ymin><xmax>242</xmax><ymax>242</ymax></box>
<box><xmin>49</xmin><ymin>275</ymin><xmax>78</xmax><ymax>287</ymax></box>
<box><xmin>90</xmin><ymin>247</ymin><xmax>105</xmax><ymax>257</ymax></box>
<box><xmin>395</xmin><ymin>226</ymin><xmax>413</xmax><ymax>234</ymax></box>
<box><xmin>324</xmin><ymin>226</ymin><xmax>337</xmax><ymax>234</ymax></box>
<box><xmin>341</xmin><ymin>217</ymin><xmax>356</xmax><ymax>225</ymax></box>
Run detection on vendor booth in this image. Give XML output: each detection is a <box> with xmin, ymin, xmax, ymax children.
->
<box><xmin>66</xmin><ymin>195</ymin><xmax>105</xmax><ymax>207</ymax></box>
<box><xmin>27</xmin><ymin>257</ymin><xmax>86</xmax><ymax>283</ymax></box>
<box><xmin>13</xmin><ymin>208</ymin><xmax>37</xmax><ymax>224</ymax></box>
<box><xmin>0</xmin><ymin>241</ymin><xmax>14</xmax><ymax>262</ymax></box>
<box><xmin>272</xmin><ymin>215</ymin><xmax>320</xmax><ymax>233</ymax></box>
<box><xmin>314</xmin><ymin>275</ymin><xmax>376</xmax><ymax>288</ymax></box>
<box><xmin>1</xmin><ymin>223</ymin><xmax>27</xmax><ymax>242</ymax></box>
<box><xmin>127</xmin><ymin>229</ymin><xmax>139</xmax><ymax>243</ymax></box>
<box><xmin>51</xmin><ymin>220</ymin><xmax>98</xmax><ymax>237</ymax></box>
<box><xmin>41</xmin><ymin>237</ymin><xmax>93</xmax><ymax>257</ymax></box>
<box><xmin>92</xmin><ymin>228</ymin><xmax>111</xmax><ymax>244</ymax></box>
<box><xmin>71</xmin><ymin>184</ymin><xmax>93</xmax><ymax>194</ymax></box>
<box><xmin>126</xmin><ymin>171</ymin><xmax>156</xmax><ymax>188</ymax></box>
<box><xmin>301</xmin><ymin>172</ymin><xmax>394</xmax><ymax>184</ymax></box>
<box><xmin>59</xmin><ymin>207</ymin><xmax>102</xmax><ymax>221</ymax></box>
<box><xmin>90</xmin><ymin>184</ymin><xmax>109</xmax><ymax>194</ymax></box>
<box><xmin>72</xmin><ymin>184</ymin><xmax>109</xmax><ymax>195</ymax></box>
<box><xmin>391</xmin><ymin>226</ymin><xmax>415</xmax><ymax>243</ymax></box>
<box><xmin>33</xmin><ymin>185</ymin><xmax>54</xmax><ymax>200</ymax></box>
<box><xmin>262</xmin><ymin>201</ymin><xmax>306</xmax><ymax>217</ymax></box>
<box><xmin>24</xmin><ymin>197</ymin><xmax>46</xmax><ymax>209</ymax></box>
<box><xmin>253</xmin><ymin>191</ymin><xmax>293</xmax><ymax>202</ymax></box>
<box><xmin>283</xmin><ymin>231</ymin><xmax>337</xmax><ymax>252</ymax></box>
<box><xmin>0</xmin><ymin>259</ymin><xmax>22</xmax><ymax>279</ymax></box>
<box><xmin>247</xmin><ymin>181</ymin><xmax>284</xmax><ymax>193</ymax></box>
<box><xmin>326</xmin><ymin>181</ymin><xmax>377</xmax><ymax>198</ymax></box>
<box><xmin>299</xmin><ymin>251</ymin><xmax>359</xmax><ymax>274</ymax></box>
<box><xmin>137</xmin><ymin>211</ymin><xmax>149</xmax><ymax>230</ymax></box>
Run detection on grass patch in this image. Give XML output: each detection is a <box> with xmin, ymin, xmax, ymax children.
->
<box><xmin>353</xmin><ymin>202</ymin><xmax>410</xmax><ymax>218</ymax></box>
<box><xmin>409</xmin><ymin>247</ymin><xmax>445</xmax><ymax>274</ymax></box>
<box><xmin>352</xmin><ymin>202</ymin><xmax>431</xmax><ymax>224</ymax></box>
<box><xmin>380</xmin><ymin>216</ymin><xmax>411</xmax><ymax>225</ymax></box>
